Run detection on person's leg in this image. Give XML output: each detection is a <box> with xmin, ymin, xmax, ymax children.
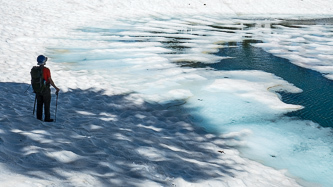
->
<box><xmin>36</xmin><ymin>93</ymin><xmax>43</xmax><ymax>120</ymax></box>
<box><xmin>44</xmin><ymin>90</ymin><xmax>52</xmax><ymax>121</ymax></box>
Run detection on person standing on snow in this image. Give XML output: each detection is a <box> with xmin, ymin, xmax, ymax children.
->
<box><xmin>36</xmin><ymin>55</ymin><xmax>60</xmax><ymax>122</ymax></box>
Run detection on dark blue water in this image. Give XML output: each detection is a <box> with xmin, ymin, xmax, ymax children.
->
<box><xmin>203</xmin><ymin>40</ymin><xmax>333</xmax><ymax>127</ymax></box>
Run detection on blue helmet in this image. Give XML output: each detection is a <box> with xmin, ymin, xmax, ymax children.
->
<box><xmin>37</xmin><ymin>55</ymin><xmax>48</xmax><ymax>65</ymax></box>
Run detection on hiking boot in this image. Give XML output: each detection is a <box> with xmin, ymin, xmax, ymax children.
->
<box><xmin>44</xmin><ymin>119</ymin><xmax>54</xmax><ymax>122</ymax></box>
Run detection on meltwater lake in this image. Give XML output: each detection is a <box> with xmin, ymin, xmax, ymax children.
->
<box><xmin>208</xmin><ymin>40</ymin><xmax>333</xmax><ymax>127</ymax></box>
<box><xmin>48</xmin><ymin>16</ymin><xmax>333</xmax><ymax>186</ymax></box>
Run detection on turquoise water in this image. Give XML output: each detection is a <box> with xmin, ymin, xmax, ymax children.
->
<box><xmin>206</xmin><ymin>40</ymin><xmax>333</xmax><ymax>128</ymax></box>
<box><xmin>202</xmin><ymin>40</ymin><xmax>333</xmax><ymax>186</ymax></box>
<box><xmin>47</xmin><ymin>17</ymin><xmax>333</xmax><ymax>186</ymax></box>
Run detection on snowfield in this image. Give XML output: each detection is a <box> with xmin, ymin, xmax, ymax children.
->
<box><xmin>1</xmin><ymin>0</ymin><xmax>333</xmax><ymax>186</ymax></box>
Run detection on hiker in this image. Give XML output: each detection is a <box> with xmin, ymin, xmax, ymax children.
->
<box><xmin>34</xmin><ymin>55</ymin><xmax>60</xmax><ymax>122</ymax></box>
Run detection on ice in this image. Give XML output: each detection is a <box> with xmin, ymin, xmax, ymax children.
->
<box><xmin>232</xmin><ymin>119</ymin><xmax>333</xmax><ymax>187</ymax></box>
<box><xmin>51</xmin><ymin>16</ymin><xmax>332</xmax><ymax>186</ymax></box>
<box><xmin>253</xmin><ymin>24</ymin><xmax>333</xmax><ymax>79</ymax></box>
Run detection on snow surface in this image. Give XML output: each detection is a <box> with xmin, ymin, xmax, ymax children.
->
<box><xmin>1</xmin><ymin>0</ymin><xmax>333</xmax><ymax>186</ymax></box>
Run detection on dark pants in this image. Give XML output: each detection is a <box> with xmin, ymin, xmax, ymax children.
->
<box><xmin>36</xmin><ymin>88</ymin><xmax>51</xmax><ymax>121</ymax></box>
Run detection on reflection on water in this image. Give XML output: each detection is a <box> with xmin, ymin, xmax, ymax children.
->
<box><xmin>280</xmin><ymin>17</ymin><xmax>333</xmax><ymax>27</ymax></box>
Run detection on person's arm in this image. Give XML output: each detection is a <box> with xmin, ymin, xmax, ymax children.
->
<box><xmin>48</xmin><ymin>77</ymin><xmax>60</xmax><ymax>95</ymax></box>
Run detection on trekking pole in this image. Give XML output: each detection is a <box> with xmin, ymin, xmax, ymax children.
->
<box><xmin>24</xmin><ymin>84</ymin><xmax>31</xmax><ymax>93</ymax></box>
<box><xmin>33</xmin><ymin>94</ymin><xmax>37</xmax><ymax>115</ymax></box>
<box><xmin>55</xmin><ymin>93</ymin><xmax>58</xmax><ymax>122</ymax></box>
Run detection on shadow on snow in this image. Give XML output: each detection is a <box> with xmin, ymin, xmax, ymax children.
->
<box><xmin>0</xmin><ymin>82</ymin><xmax>242</xmax><ymax>186</ymax></box>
